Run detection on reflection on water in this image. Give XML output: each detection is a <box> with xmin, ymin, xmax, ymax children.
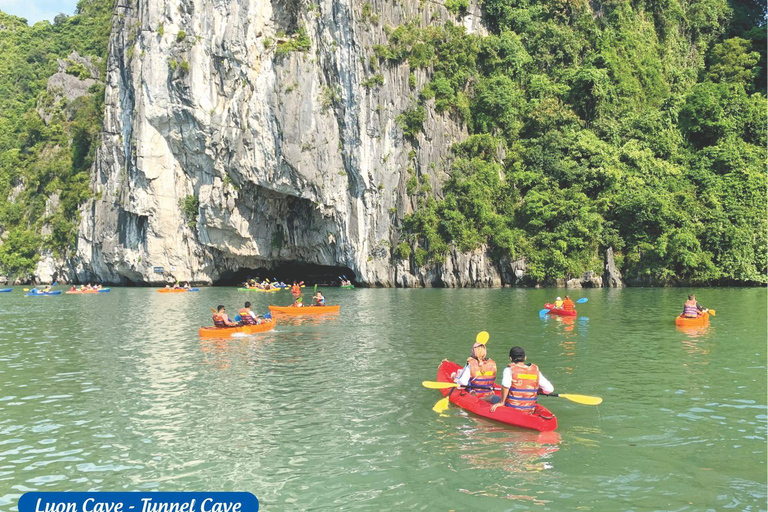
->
<box><xmin>0</xmin><ymin>287</ymin><xmax>765</xmax><ymax>511</ymax></box>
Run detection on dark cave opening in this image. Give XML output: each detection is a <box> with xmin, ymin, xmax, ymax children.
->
<box><xmin>215</xmin><ymin>263</ymin><xmax>357</xmax><ymax>287</ymax></box>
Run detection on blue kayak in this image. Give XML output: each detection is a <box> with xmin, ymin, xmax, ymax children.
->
<box><xmin>0</xmin><ymin>288</ymin><xmax>12</xmax><ymax>293</ymax></box>
<box><xmin>98</xmin><ymin>288</ymin><xmax>111</xmax><ymax>292</ymax></box>
<box><xmin>25</xmin><ymin>290</ymin><xmax>62</xmax><ymax>296</ymax></box>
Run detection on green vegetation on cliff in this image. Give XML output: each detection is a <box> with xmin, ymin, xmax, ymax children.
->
<box><xmin>0</xmin><ymin>0</ymin><xmax>113</xmax><ymax>278</ymax></box>
<box><xmin>388</xmin><ymin>0</ymin><xmax>766</xmax><ymax>284</ymax></box>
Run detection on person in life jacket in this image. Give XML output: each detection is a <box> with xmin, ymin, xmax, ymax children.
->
<box><xmin>490</xmin><ymin>346</ymin><xmax>554</xmax><ymax>414</ymax></box>
<box><xmin>291</xmin><ymin>282</ymin><xmax>301</xmax><ymax>295</ymax></box>
<box><xmin>682</xmin><ymin>294</ymin><xmax>707</xmax><ymax>318</ymax></box>
<box><xmin>313</xmin><ymin>292</ymin><xmax>325</xmax><ymax>306</ymax></box>
<box><xmin>454</xmin><ymin>341</ymin><xmax>499</xmax><ymax>403</ymax></box>
<box><xmin>292</xmin><ymin>297</ymin><xmax>304</xmax><ymax>307</ymax></box>
<box><xmin>212</xmin><ymin>305</ymin><xmax>239</xmax><ymax>328</ymax></box>
<box><xmin>238</xmin><ymin>301</ymin><xmax>262</xmax><ymax>325</ymax></box>
<box><xmin>554</xmin><ymin>297</ymin><xmax>564</xmax><ymax>308</ymax></box>
<box><xmin>562</xmin><ymin>296</ymin><xmax>575</xmax><ymax>312</ymax></box>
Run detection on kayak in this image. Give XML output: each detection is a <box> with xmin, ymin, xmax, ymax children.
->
<box><xmin>268</xmin><ymin>305</ymin><xmax>340</xmax><ymax>315</ymax></box>
<box><xmin>25</xmin><ymin>290</ymin><xmax>62</xmax><ymax>296</ymax></box>
<box><xmin>0</xmin><ymin>288</ymin><xmax>11</xmax><ymax>292</ymax></box>
<box><xmin>675</xmin><ymin>312</ymin><xmax>709</xmax><ymax>327</ymax></box>
<box><xmin>544</xmin><ymin>303</ymin><xmax>577</xmax><ymax>317</ymax></box>
<box><xmin>157</xmin><ymin>288</ymin><xmax>197</xmax><ymax>293</ymax></box>
<box><xmin>198</xmin><ymin>318</ymin><xmax>277</xmax><ymax>338</ymax></box>
<box><xmin>65</xmin><ymin>288</ymin><xmax>111</xmax><ymax>294</ymax></box>
<box><xmin>238</xmin><ymin>287</ymin><xmax>281</xmax><ymax>292</ymax></box>
<box><xmin>436</xmin><ymin>360</ymin><xmax>558</xmax><ymax>432</ymax></box>
<box><xmin>340</xmin><ymin>285</ymin><xmax>355</xmax><ymax>289</ymax></box>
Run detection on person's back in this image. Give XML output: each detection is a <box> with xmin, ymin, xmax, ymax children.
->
<box><xmin>562</xmin><ymin>296</ymin><xmax>575</xmax><ymax>311</ymax></box>
<box><xmin>239</xmin><ymin>302</ymin><xmax>258</xmax><ymax>325</ymax></box>
<box><xmin>554</xmin><ymin>297</ymin><xmax>563</xmax><ymax>308</ymax></box>
<box><xmin>682</xmin><ymin>295</ymin><xmax>702</xmax><ymax>318</ymax></box>
<box><xmin>491</xmin><ymin>346</ymin><xmax>554</xmax><ymax>415</ymax></box>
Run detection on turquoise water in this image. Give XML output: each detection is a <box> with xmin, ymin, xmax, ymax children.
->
<box><xmin>0</xmin><ymin>287</ymin><xmax>765</xmax><ymax>510</ymax></box>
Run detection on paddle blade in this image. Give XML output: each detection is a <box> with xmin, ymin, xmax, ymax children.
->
<box><xmin>577</xmin><ymin>298</ymin><xmax>589</xmax><ymax>303</ymax></box>
<box><xmin>708</xmin><ymin>309</ymin><xmax>716</xmax><ymax>317</ymax></box>
<box><xmin>432</xmin><ymin>396</ymin><xmax>451</xmax><ymax>413</ymax></box>
<box><xmin>23</xmin><ymin>288</ymin><xmax>29</xmax><ymax>292</ymax></box>
<box><xmin>422</xmin><ymin>381</ymin><xmax>458</xmax><ymax>390</ymax></box>
<box><xmin>539</xmin><ymin>309</ymin><xmax>550</xmax><ymax>315</ymax></box>
<box><xmin>559</xmin><ymin>393</ymin><xmax>603</xmax><ymax>405</ymax></box>
<box><xmin>475</xmin><ymin>331</ymin><xmax>490</xmax><ymax>345</ymax></box>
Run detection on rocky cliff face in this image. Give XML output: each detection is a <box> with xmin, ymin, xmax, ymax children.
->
<box><xmin>74</xmin><ymin>0</ymin><xmax>620</xmax><ymax>287</ymax></box>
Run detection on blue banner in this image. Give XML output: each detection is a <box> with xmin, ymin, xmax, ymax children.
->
<box><xmin>19</xmin><ymin>493</ymin><xmax>258</xmax><ymax>512</ymax></box>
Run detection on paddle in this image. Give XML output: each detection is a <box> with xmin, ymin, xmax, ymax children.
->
<box><xmin>432</xmin><ymin>332</ymin><xmax>490</xmax><ymax>412</ymax></box>
<box><xmin>576</xmin><ymin>298</ymin><xmax>588</xmax><ymax>303</ymax></box>
<box><xmin>707</xmin><ymin>309</ymin><xmax>716</xmax><ymax>317</ymax></box>
<box><xmin>423</xmin><ymin>381</ymin><xmax>602</xmax><ymax>405</ymax></box>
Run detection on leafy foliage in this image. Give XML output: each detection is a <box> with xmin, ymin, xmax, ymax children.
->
<box><xmin>0</xmin><ymin>0</ymin><xmax>113</xmax><ymax>276</ymax></box>
<box><xmin>389</xmin><ymin>0</ymin><xmax>766</xmax><ymax>284</ymax></box>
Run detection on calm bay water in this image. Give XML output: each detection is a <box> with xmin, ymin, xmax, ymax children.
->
<box><xmin>0</xmin><ymin>287</ymin><xmax>765</xmax><ymax>511</ymax></box>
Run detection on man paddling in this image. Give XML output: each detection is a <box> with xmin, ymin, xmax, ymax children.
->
<box><xmin>562</xmin><ymin>296</ymin><xmax>575</xmax><ymax>312</ymax></box>
<box><xmin>454</xmin><ymin>340</ymin><xmax>499</xmax><ymax>403</ymax></box>
<box><xmin>212</xmin><ymin>305</ymin><xmax>239</xmax><ymax>327</ymax></box>
<box><xmin>490</xmin><ymin>347</ymin><xmax>554</xmax><ymax>415</ymax></box>
<box><xmin>682</xmin><ymin>294</ymin><xmax>708</xmax><ymax>318</ymax></box>
<box><xmin>238</xmin><ymin>301</ymin><xmax>261</xmax><ymax>325</ymax></box>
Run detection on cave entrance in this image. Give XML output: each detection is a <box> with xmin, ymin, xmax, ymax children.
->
<box><xmin>215</xmin><ymin>263</ymin><xmax>356</xmax><ymax>287</ymax></box>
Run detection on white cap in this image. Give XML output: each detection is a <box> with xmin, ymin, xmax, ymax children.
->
<box><xmin>556</xmin><ymin>297</ymin><xmax>562</xmax><ymax>300</ymax></box>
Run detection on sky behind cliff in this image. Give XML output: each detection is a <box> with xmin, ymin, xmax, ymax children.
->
<box><xmin>0</xmin><ymin>0</ymin><xmax>78</xmax><ymax>24</ymax></box>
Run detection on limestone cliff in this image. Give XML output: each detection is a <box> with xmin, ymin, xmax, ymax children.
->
<box><xmin>74</xmin><ymin>0</ymin><xmax>620</xmax><ymax>287</ymax></box>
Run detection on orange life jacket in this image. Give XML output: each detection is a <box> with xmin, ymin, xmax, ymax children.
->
<box><xmin>212</xmin><ymin>313</ymin><xmax>227</xmax><ymax>328</ymax></box>
<box><xmin>238</xmin><ymin>308</ymin><xmax>256</xmax><ymax>325</ymax></box>
<box><xmin>504</xmin><ymin>362</ymin><xmax>540</xmax><ymax>412</ymax></box>
<box><xmin>467</xmin><ymin>357</ymin><xmax>497</xmax><ymax>396</ymax></box>
<box><xmin>683</xmin><ymin>300</ymin><xmax>699</xmax><ymax>318</ymax></box>
<box><xmin>562</xmin><ymin>299</ymin><xmax>575</xmax><ymax>311</ymax></box>
<box><xmin>291</xmin><ymin>285</ymin><xmax>300</xmax><ymax>294</ymax></box>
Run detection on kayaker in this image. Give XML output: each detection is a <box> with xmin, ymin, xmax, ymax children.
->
<box><xmin>70</xmin><ymin>285</ymin><xmax>77</xmax><ymax>292</ymax></box>
<box><xmin>238</xmin><ymin>301</ymin><xmax>261</xmax><ymax>325</ymax></box>
<box><xmin>562</xmin><ymin>296</ymin><xmax>575</xmax><ymax>312</ymax></box>
<box><xmin>682</xmin><ymin>294</ymin><xmax>707</xmax><ymax>318</ymax></box>
<box><xmin>554</xmin><ymin>297</ymin><xmax>563</xmax><ymax>308</ymax></box>
<box><xmin>454</xmin><ymin>341</ymin><xmax>499</xmax><ymax>403</ymax></box>
<box><xmin>313</xmin><ymin>292</ymin><xmax>325</xmax><ymax>306</ymax></box>
<box><xmin>490</xmin><ymin>347</ymin><xmax>554</xmax><ymax>414</ymax></box>
<box><xmin>292</xmin><ymin>297</ymin><xmax>304</xmax><ymax>307</ymax></box>
<box><xmin>212</xmin><ymin>305</ymin><xmax>239</xmax><ymax>327</ymax></box>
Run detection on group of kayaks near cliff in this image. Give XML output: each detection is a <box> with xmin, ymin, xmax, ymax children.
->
<box><xmin>5</xmin><ymin>285</ymin><xmax>715</xmax><ymax>432</ymax></box>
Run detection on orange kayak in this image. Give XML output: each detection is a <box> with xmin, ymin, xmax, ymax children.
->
<box><xmin>158</xmin><ymin>288</ymin><xmax>188</xmax><ymax>293</ymax></box>
<box><xmin>269</xmin><ymin>305</ymin><xmax>340</xmax><ymax>315</ymax></box>
<box><xmin>675</xmin><ymin>312</ymin><xmax>709</xmax><ymax>327</ymax></box>
<box><xmin>198</xmin><ymin>318</ymin><xmax>277</xmax><ymax>338</ymax></box>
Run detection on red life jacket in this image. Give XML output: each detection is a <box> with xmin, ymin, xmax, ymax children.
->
<box><xmin>238</xmin><ymin>308</ymin><xmax>256</xmax><ymax>325</ymax></box>
<box><xmin>504</xmin><ymin>363</ymin><xmax>540</xmax><ymax>412</ymax></box>
<box><xmin>212</xmin><ymin>313</ymin><xmax>227</xmax><ymax>328</ymax></box>
<box><xmin>467</xmin><ymin>357</ymin><xmax>497</xmax><ymax>396</ymax></box>
<box><xmin>683</xmin><ymin>300</ymin><xmax>699</xmax><ymax>318</ymax></box>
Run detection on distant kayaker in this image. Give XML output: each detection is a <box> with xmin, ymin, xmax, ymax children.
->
<box><xmin>292</xmin><ymin>297</ymin><xmax>304</xmax><ymax>307</ymax></box>
<box><xmin>212</xmin><ymin>305</ymin><xmax>239</xmax><ymax>327</ymax></box>
<box><xmin>238</xmin><ymin>301</ymin><xmax>261</xmax><ymax>325</ymax></box>
<box><xmin>490</xmin><ymin>346</ymin><xmax>554</xmax><ymax>415</ymax></box>
<box><xmin>562</xmin><ymin>296</ymin><xmax>575</xmax><ymax>312</ymax></box>
<box><xmin>291</xmin><ymin>282</ymin><xmax>301</xmax><ymax>295</ymax></box>
<box><xmin>313</xmin><ymin>292</ymin><xmax>325</xmax><ymax>306</ymax></box>
<box><xmin>454</xmin><ymin>341</ymin><xmax>499</xmax><ymax>403</ymax></box>
<box><xmin>682</xmin><ymin>295</ymin><xmax>707</xmax><ymax>318</ymax></box>
<box><xmin>554</xmin><ymin>296</ymin><xmax>563</xmax><ymax>308</ymax></box>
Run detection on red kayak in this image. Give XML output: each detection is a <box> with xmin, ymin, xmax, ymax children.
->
<box><xmin>436</xmin><ymin>361</ymin><xmax>558</xmax><ymax>432</ymax></box>
<box><xmin>544</xmin><ymin>303</ymin><xmax>577</xmax><ymax>317</ymax></box>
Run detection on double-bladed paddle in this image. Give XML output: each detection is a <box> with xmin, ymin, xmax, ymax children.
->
<box><xmin>423</xmin><ymin>381</ymin><xmax>603</xmax><ymax>406</ymax></box>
